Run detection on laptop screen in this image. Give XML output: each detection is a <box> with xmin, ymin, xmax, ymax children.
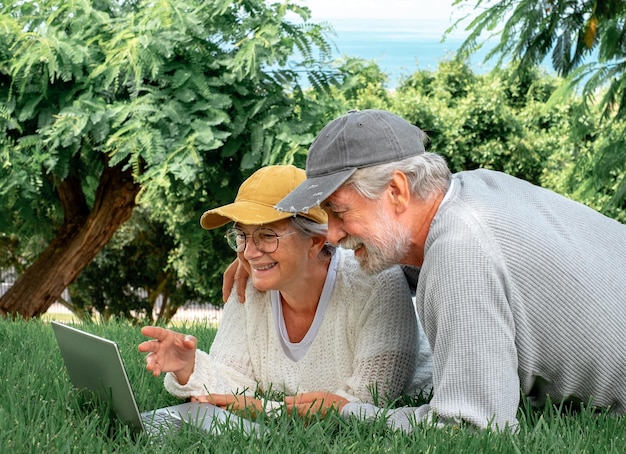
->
<box><xmin>51</xmin><ymin>321</ymin><xmax>145</xmax><ymax>431</ymax></box>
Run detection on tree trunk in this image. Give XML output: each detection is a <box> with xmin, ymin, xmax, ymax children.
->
<box><xmin>0</xmin><ymin>164</ymin><xmax>140</xmax><ymax>318</ymax></box>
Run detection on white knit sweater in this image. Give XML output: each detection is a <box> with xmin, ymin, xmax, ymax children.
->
<box><xmin>165</xmin><ymin>248</ymin><xmax>433</xmax><ymax>406</ymax></box>
<box><xmin>342</xmin><ymin>169</ymin><xmax>626</xmax><ymax>431</ymax></box>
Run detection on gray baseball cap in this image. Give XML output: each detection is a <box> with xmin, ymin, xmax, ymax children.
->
<box><xmin>275</xmin><ymin>109</ymin><xmax>426</xmax><ymax>213</ymax></box>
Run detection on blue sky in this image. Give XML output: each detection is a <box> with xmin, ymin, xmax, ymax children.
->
<box><xmin>298</xmin><ymin>0</ymin><xmax>474</xmax><ymax>38</ymax></box>
<box><xmin>303</xmin><ymin>0</ymin><xmax>457</xmax><ymax>20</ymax></box>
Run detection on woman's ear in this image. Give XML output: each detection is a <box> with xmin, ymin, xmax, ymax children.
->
<box><xmin>309</xmin><ymin>234</ymin><xmax>327</xmax><ymax>257</ymax></box>
<box><xmin>388</xmin><ymin>170</ymin><xmax>410</xmax><ymax>213</ymax></box>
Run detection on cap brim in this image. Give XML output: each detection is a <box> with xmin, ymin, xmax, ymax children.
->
<box><xmin>275</xmin><ymin>168</ymin><xmax>356</xmax><ymax>214</ymax></box>
<box><xmin>200</xmin><ymin>202</ymin><xmax>295</xmax><ymax>230</ymax></box>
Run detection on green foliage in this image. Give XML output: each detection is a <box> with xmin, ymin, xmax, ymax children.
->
<box><xmin>452</xmin><ymin>0</ymin><xmax>626</xmax><ymax>216</ymax></box>
<box><xmin>2</xmin><ymin>0</ymin><xmax>622</xmax><ymax>319</ymax></box>
<box><xmin>541</xmin><ymin>111</ymin><xmax>626</xmax><ymax>223</ymax></box>
<box><xmin>297</xmin><ymin>56</ymin><xmax>397</xmax><ymax>147</ymax></box>
<box><xmin>68</xmin><ymin>207</ymin><xmax>218</xmax><ymax>323</ymax></box>
<box><xmin>390</xmin><ymin>60</ymin><xmax>574</xmax><ymax>186</ymax></box>
<box><xmin>0</xmin><ymin>0</ymin><xmax>338</xmax><ymax>317</ymax></box>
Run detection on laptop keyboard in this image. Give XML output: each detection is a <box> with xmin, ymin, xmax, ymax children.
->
<box><xmin>142</xmin><ymin>410</ymin><xmax>184</xmax><ymax>433</ymax></box>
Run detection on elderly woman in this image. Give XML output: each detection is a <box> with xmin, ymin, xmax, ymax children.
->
<box><xmin>139</xmin><ymin>165</ymin><xmax>432</xmax><ymax>415</ymax></box>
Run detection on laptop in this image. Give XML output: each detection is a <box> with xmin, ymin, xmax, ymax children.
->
<box><xmin>51</xmin><ymin>321</ymin><xmax>263</xmax><ymax>437</ymax></box>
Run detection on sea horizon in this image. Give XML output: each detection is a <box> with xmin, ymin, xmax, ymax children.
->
<box><xmin>324</xmin><ymin>19</ymin><xmax>496</xmax><ymax>87</ymax></box>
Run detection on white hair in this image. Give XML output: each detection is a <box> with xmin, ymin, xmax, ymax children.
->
<box><xmin>345</xmin><ymin>152</ymin><xmax>451</xmax><ymax>201</ymax></box>
<box><xmin>290</xmin><ymin>216</ymin><xmax>336</xmax><ymax>259</ymax></box>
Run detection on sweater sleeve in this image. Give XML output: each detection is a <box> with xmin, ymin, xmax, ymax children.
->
<box><xmin>407</xmin><ymin>207</ymin><xmax>521</xmax><ymax>431</ymax></box>
<box><xmin>334</xmin><ymin>263</ymin><xmax>430</xmax><ymax>404</ymax></box>
<box><xmin>164</xmin><ymin>286</ymin><xmax>259</xmax><ymax>399</ymax></box>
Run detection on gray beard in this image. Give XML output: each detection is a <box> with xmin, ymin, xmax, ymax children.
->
<box><xmin>340</xmin><ymin>217</ymin><xmax>410</xmax><ymax>274</ymax></box>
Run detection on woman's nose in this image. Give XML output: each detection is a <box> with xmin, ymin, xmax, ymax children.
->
<box><xmin>242</xmin><ymin>236</ymin><xmax>263</xmax><ymax>259</ymax></box>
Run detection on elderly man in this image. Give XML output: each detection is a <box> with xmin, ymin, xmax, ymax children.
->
<box><xmin>271</xmin><ymin>109</ymin><xmax>626</xmax><ymax>431</ymax></box>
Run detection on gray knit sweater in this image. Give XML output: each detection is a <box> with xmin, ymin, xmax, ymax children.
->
<box><xmin>341</xmin><ymin>169</ymin><xmax>626</xmax><ymax>431</ymax></box>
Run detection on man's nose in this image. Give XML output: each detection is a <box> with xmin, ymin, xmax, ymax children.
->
<box><xmin>326</xmin><ymin>217</ymin><xmax>346</xmax><ymax>246</ymax></box>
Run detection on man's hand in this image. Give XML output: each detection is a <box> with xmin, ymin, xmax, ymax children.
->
<box><xmin>284</xmin><ymin>392</ymin><xmax>350</xmax><ymax>417</ymax></box>
<box><xmin>222</xmin><ymin>258</ymin><xmax>250</xmax><ymax>303</ymax></box>
<box><xmin>138</xmin><ymin>326</ymin><xmax>197</xmax><ymax>384</ymax></box>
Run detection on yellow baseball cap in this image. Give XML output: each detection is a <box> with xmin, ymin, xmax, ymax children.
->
<box><xmin>200</xmin><ymin>165</ymin><xmax>328</xmax><ymax>230</ymax></box>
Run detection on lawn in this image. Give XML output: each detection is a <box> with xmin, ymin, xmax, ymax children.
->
<box><xmin>1</xmin><ymin>317</ymin><xmax>624</xmax><ymax>453</ymax></box>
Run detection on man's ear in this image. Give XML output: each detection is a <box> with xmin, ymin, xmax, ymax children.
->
<box><xmin>388</xmin><ymin>170</ymin><xmax>410</xmax><ymax>213</ymax></box>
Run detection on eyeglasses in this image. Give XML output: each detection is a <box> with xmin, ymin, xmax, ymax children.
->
<box><xmin>224</xmin><ymin>227</ymin><xmax>297</xmax><ymax>253</ymax></box>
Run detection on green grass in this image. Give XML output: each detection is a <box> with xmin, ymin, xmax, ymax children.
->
<box><xmin>1</xmin><ymin>317</ymin><xmax>625</xmax><ymax>453</ymax></box>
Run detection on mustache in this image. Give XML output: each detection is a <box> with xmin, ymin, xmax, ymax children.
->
<box><xmin>340</xmin><ymin>236</ymin><xmax>364</xmax><ymax>250</ymax></box>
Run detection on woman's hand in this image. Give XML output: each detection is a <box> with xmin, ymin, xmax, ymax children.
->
<box><xmin>191</xmin><ymin>393</ymin><xmax>263</xmax><ymax>417</ymax></box>
<box><xmin>284</xmin><ymin>392</ymin><xmax>350</xmax><ymax>417</ymax></box>
<box><xmin>138</xmin><ymin>326</ymin><xmax>197</xmax><ymax>384</ymax></box>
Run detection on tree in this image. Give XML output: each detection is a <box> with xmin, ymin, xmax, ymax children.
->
<box><xmin>65</xmin><ymin>207</ymin><xmax>212</xmax><ymax>323</ymax></box>
<box><xmin>390</xmin><ymin>59</ymin><xmax>575</xmax><ymax>186</ymax></box>
<box><xmin>452</xmin><ymin>0</ymin><xmax>626</xmax><ymax>215</ymax></box>
<box><xmin>0</xmin><ymin>0</ymin><xmax>334</xmax><ymax>318</ymax></box>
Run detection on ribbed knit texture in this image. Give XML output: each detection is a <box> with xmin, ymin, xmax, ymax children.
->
<box><xmin>165</xmin><ymin>248</ymin><xmax>433</xmax><ymax>405</ymax></box>
<box><xmin>342</xmin><ymin>169</ymin><xmax>626</xmax><ymax>431</ymax></box>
